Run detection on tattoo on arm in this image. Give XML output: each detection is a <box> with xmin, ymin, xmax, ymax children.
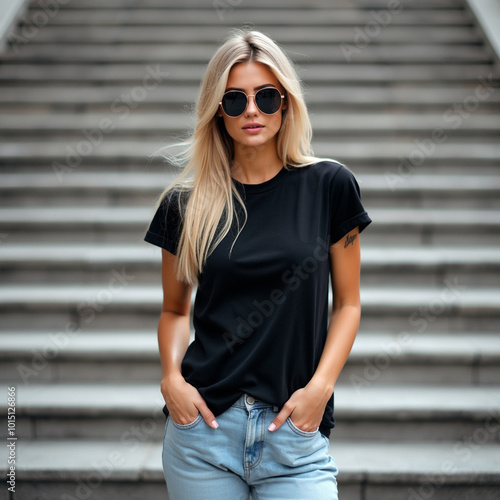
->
<box><xmin>344</xmin><ymin>233</ymin><xmax>358</xmax><ymax>249</ymax></box>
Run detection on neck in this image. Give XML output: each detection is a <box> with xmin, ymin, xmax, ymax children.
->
<box><xmin>231</xmin><ymin>140</ymin><xmax>283</xmax><ymax>184</ymax></box>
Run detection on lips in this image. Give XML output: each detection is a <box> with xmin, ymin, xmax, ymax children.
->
<box><xmin>243</xmin><ymin>123</ymin><xmax>264</xmax><ymax>130</ymax></box>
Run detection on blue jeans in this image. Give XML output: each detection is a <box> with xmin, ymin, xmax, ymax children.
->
<box><xmin>162</xmin><ymin>393</ymin><xmax>338</xmax><ymax>500</ymax></box>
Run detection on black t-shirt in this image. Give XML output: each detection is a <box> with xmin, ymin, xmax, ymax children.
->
<box><xmin>144</xmin><ymin>160</ymin><xmax>371</xmax><ymax>437</ymax></box>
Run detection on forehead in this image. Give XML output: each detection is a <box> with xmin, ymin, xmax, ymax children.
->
<box><xmin>226</xmin><ymin>61</ymin><xmax>280</xmax><ymax>90</ymax></box>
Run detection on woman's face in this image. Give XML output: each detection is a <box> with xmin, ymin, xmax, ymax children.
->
<box><xmin>219</xmin><ymin>61</ymin><xmax>286</xmax><ymax>152</ymax></box>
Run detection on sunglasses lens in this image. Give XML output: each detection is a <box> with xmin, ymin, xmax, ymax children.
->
<box><xmin>222</xmin><ymin>92</ymin><xmax>247</xmax><ymax>117</ymax></box>
<box><xmin>256</xmin><ymin>88</ymin><xmax>282</xmax><ymax>114</ymax></box>
<box><xmin>221</xmin><ymin>88</ymin><xmax>283</xmax><ymax>117</ymax></box>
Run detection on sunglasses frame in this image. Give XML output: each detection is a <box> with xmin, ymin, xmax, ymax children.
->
<box><xmin>219</xmin><ymin>87</ymin><xmax>285</xmax><ymax>118</ymax></box>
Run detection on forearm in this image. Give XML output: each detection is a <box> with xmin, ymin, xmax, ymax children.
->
<box><xmin>157</xmin><ymin>310</ymin><xmax>218</xmax><ymax>427</ymax></box>
<box><xmin>158</xmin><ymin>310</ymin><xmax>191</xmax><ymax>380</ymax></box>
<box><xmin>309</xmin><ymin>303</ymin><xmax>361</xmax><ymax>398</ymax></box>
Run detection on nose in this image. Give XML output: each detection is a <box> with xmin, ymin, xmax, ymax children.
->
<box><xmin>245</xmin><ymin>95</ymin><xmax>259</xmax><ymax>116</ymax></box>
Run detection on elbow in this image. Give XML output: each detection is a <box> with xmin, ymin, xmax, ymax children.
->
<box><xmin>331</xmin><ymin>300</ymin><xmax>361</xmax><ymax>320</ymax></box>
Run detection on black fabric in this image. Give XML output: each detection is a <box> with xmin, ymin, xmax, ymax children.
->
<box><xmin>144</xmin><ymin>160</ymin><xmax>371</xmax><ymax>437</ymax></box>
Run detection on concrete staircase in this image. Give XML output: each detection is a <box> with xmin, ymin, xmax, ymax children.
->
<box><xmin>1</xmin><ymin>0</ymin><xmax>499</xmax><ymax>499</ymax></box>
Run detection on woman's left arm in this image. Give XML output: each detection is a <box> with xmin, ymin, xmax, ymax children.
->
<box><xmin>268</xmin><ymin>226</ymin><xmax>361</xmax><ymax>432</ymax></box>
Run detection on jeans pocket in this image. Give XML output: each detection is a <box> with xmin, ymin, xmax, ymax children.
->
<box><xmin>286</xmin><ymin>417</ymin><xmax>319</xmax><ymax>437</ymax></box>
<box><xmin>170</xmin><ymin>413</ymin><xmax>203</xmax><ymax>430</ymax></box>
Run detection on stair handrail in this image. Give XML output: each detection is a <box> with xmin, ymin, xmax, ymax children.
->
<box><xmin>0</xmin><ymin>0</ymin><xmax>31</xmax><ymax>54</ymax></box>
<box><xmin>465</xmin><ymin>0</ymin><xmax>500</xmax><ymax>71</ymax></box>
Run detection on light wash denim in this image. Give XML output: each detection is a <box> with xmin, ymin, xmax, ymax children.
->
<box><xmin>162</xmin><ymin>393</ymin><xmax>338</xmax><ymax>500</ymax></box>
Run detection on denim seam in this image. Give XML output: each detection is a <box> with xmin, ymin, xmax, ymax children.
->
<box><xmin>170</xmin><ymin>414</ymin><xmax>203</xmax><ymax>430</ymax></box>
<box><xmin>249</xmin><ymin>408</ymin><xmax>266</xmax><ymax>470</ymax></box>
<box><xmin>244</xmin><ymin>408</ymin><xmax>266</xmax><ymax>481</ymax></box>
<box><xmin>286</xmin><ymin>417</ymin><xmax>319</xmax><ymax>437</ymax></box>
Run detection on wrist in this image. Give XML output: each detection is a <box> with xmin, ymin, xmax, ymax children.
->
<box><xmin>308</xmin><ymin>375</ymin><xmax>334</xmax><ymax>402</ymax></box>
<box><xmin>161</xmin><ymin>371</ymin><xmax>184</xmax><ymax>388</ymax></box>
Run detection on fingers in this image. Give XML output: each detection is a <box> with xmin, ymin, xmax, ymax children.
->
<box><xmin>195</xmin><ymin>400</ymin><xmax>219</xmax><ymax>429</ymax></box>
<box><xmin>268</xmin><ymin>403</ymin><xmax>293</xmax><ymax>432</ymax></box>
<box><xmin>162</xmin><ymin>375</ymin><xmax>219</xmax><ymax>428</ymax></box>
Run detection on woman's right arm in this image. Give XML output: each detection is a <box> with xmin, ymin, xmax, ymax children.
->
<box><xmin>158</xmin><ymin>249</ymin><xmax>219</xmax><ymax>428</ymax></box>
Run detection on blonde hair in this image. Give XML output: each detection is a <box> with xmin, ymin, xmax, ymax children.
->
<box><xmin>157</xmin><ymin>29</ymin><xmax>322</xmax><ymax>285</ymax></box>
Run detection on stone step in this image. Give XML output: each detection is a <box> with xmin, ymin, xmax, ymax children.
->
<box><xmin>2</xmin><ymin>383</ymin><xmax>499</xmax><ymax>443</ymax></box>
<box><xmin>2</xmin><ymin>439</ymin><xmax>499</xmax><ymax>500</ymax></box>
<box><xmin>1</xmin><ymin>162</ymin><xmax>498</xmax><ymax>179</ymax></box>
<box><xmin>6</xmin><ymin>43</ymin><xmax>491</xmax><ymax>64</ymax></box>
<box><xmin>1</xmin><ymin>331</ymin><xmax>498</xmax><ymax>385</ymax></box>
<box><xmin>0</xmin><ymin>283</ymin><xmax>498</xmax><ymax>331</ymax></box>
<box><xmin>1</xmin><ymin>172</ymin><xmax>499</xmax><ymax>210</ymax></box>
<box><xmin>21</xmin><ymin>8</ymin><xmax>473</xmax><ymax>27</ymax></box>
<box><xmin>1</xmin><ymin>139</ymin><xmax>499</xmax><ymax>167</ymax></box>
<box><xmin>37</xmin><ymin>0</ymin><xmax>462</xmax><ymax>9</ymax></box>
<box><xmin>1</xmin><ymin>63</ymin><xmax>497</xmax><ymax>83</ymax></box>
<box><xmin>2</xmin><ymin>112</ymin><xmax>499</xmax><ymax>138</ymax></box>
<box><xmin>340</xmin><ymin>332</ymin><xmax>500</xmax><ymax>387</ymax></box>
<box><xmin>1</xmin><ymin>84</ymin><xmax>500</xmax><ymax>112</ymax></box>
<box><xmin>1</xmin><ymin>206</ymin><xmax>498</xmax><ymax>246</ymax></box>
<box><xmin>0</xmin><ymin>172</ymin><xmax>498</xmax><ymax>194</ymax></box>
<box><xmin>1</xmin><ymin>243</ymin><xmax>499</xmax><ymax>287</ymax></box>
<box><xmin>24</xmin><ymin>25</ymin><xmax>482</xmax><ymax>45</ymax></box>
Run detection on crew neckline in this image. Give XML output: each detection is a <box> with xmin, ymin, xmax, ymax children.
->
<box><xmin>232</xmin><ymin>165</ymin><xmax>290</xmax><ymax>194</ymax></box>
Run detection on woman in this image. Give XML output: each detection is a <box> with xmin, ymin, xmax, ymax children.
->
<box><xmin>144</xmin><ymin>29</ymin><xmax>371</xmax><ymax>500</ymax></box>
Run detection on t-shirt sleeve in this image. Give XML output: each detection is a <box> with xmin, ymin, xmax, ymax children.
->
<box><xmin>329</xmin><ymin>165</ymin><xmax>372</xmax><ymax>245</ymax></box>
<box><xmin>143</xmin><ymin>190</ymin><xmax>184</xmax><ymax>255</ymax></box>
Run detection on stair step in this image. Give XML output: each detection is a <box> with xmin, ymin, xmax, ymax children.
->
<box><xmin>1</xmin><ymin>284</ymin><xmax>497</xmax><ymax>309</ymax></box>
<box><xmin>1</xmin><ymin>331</ymin><xmax>498</xmax><ymax>385</ymax></box>
<box><xmin>1</xmin><ymin>161</ymin><xmax>497</xmax><ymax>178</ymax></box>
<box><xmin>1</xmin><ymin>206</ymin><xmax>498</xmax><ymax>245</ymax></box>
<box><xmin>39</xmin><ymin>0</ymin><xmax>463</xmax><ymax>9</ymax></box>
<box><xmin>2</xmin><ymin>113</ymin><xmax>499</xmax><ymax>137</ymax></box>
<box><xmin>7</xmin><ymin>43</ymin><xmax>491</xmax><ymax>64</ymax></box>
<box><xmin>1</xmin><ymin>63</ymin><xmax>497</xmax><ymax>83</ymax></box>
<box><xmin>25</xmin><ymin>25</ymin><xmax>483</xmax><ymax>44</ymax></box>
<box><xmin>342</xmin><ymin>332</ymin><xmax>500</xmax><ymax>386</ymax></box>
<box><xmin>0</xmin><ymin>284</ymin><xmax>498</xmax><ymax>331</ymax></box>
<box><xmin>2</xmin><ymin>383</ymin><xmax>499</xmax><ymax>442</ymax></box>
<box><xmin>21</xmin><ymin>9</ymin><xmax>473</xmax><ymax>27</ymax></box>
<box><xmin>0</xmin><ymin>172</ymin><xmax>499</xmax><ymax>194</ymax></box>
<box><xmin>1</xmin><ymin>139</ymin><xmax>499</xmax><ymax>165</ymax></box>
<box><xmin>2</xmin><ymin>85</ymin><xmax>499</xmax><ymax>110</ymax></box>
<box><xmin>1</xmin><ymin>244</ymin><xmax>498</xmax><ymax>271</ymax></box>
<box><xmin>1</xmin><ymin>244</ymin><xmax>499</xmax><ymax>286</ymax></box>
<box><xmin>1</xmin><ymin>440</ymin><xmax>499</xmax><ymax>500</ymax></box>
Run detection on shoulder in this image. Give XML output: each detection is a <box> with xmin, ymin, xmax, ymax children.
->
<box><xmin>160</xmin><ymin>186</ymin><xmax>190</xmax><ymax>209</ymax></box>
<box><xmin>157</xmin><ymin>186</ymin><xmax>191</xmax><ymax>224</ymax></box>
<box><xmin>291</xmin><ymin>160</ymin><xmax>356</xmax><ymax>185</ymax></box>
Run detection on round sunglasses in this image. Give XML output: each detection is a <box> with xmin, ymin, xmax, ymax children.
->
<box><xmin>219</xmin><ymin>87</ymin><xmax>285</xmax><ymax>117</ymax></box>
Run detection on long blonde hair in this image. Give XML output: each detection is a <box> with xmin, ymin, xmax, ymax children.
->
<box><xmin>158</xmin><ymin>29</ymin><xmax>321</xmax><ymax>285</ymax></box>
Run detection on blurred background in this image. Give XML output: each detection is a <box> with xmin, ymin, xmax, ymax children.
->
<box><xmin>0</xmin><ymin>0</ymin><xmax>499</xmax><ymax>499</ymax></box>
